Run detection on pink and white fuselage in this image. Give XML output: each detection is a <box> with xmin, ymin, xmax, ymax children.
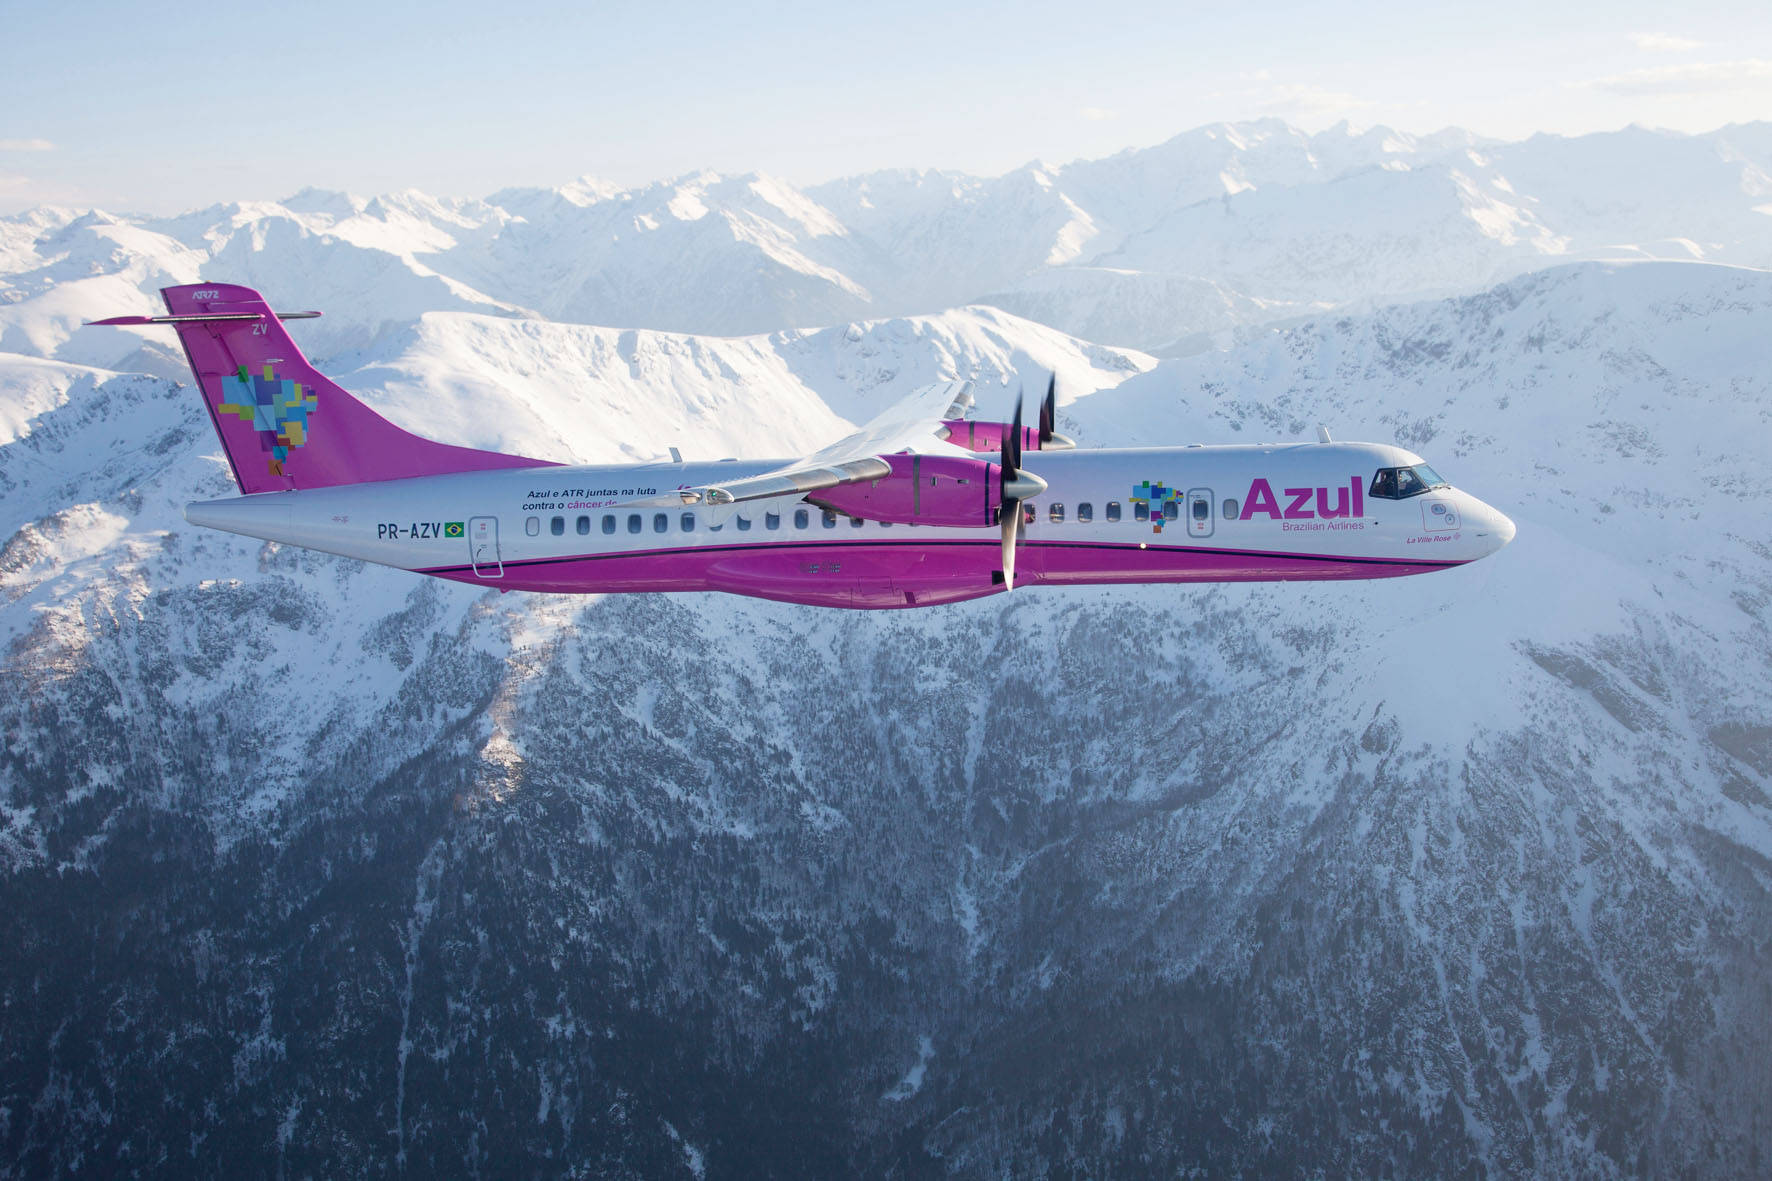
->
<box><xmin>99</xmin><ymin>283</ymin><xmax>1514</xmax><ymax>609</ymax></box>
<box><xmin>186</xmin><ymin>443</ymin><xmax>1511</xmax><ymax>609</ymax></box>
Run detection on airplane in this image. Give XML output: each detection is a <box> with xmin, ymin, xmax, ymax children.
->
<box><xmin>92</xmin><ymin>283</ymin><xmax>1515</xmax><ymax>610</ymax></box>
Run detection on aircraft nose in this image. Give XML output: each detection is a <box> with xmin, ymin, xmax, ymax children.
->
<box><xmin>1462</xmin><ymin>493</ymin><xmax>1515</xmax><ymax>556</ymax></box>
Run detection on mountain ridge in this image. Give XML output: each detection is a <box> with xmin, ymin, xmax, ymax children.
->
<box><xmin>8</xmin><ymin>119</ymin><xmax>1772</xmax><ymax>368</ymax></box>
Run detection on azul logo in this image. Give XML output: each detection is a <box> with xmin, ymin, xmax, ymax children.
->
<box><xmin>1239</xmin><ymin>477</ymin><xmax>1365</xmax><ymax>521</ymax></box>
<box><xmin>216</xmin><ymin>363</ymin><xmax>317</xmax><ymax>477</ymax></box>
<box><xmin>1130</xmin><ymin>481</ymin><xmax>1182</xmax><ymax>532</ymax></box>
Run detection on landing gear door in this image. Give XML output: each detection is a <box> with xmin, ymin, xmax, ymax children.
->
<box><xmin>469</xmin><ymin>516</ymin><xmax>502</xmax><ymax>578</ymax></box>
<box><xmin>1186</xmin><ymin>488</ymin><xmax>1214</xmax><ymax>538</ymax></box>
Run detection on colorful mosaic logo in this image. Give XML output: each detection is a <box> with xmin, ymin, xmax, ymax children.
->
<box><xmin>1130</xmin><ymin>480</ymin><xmax>1182</xmax><ymax>533</ymax></box>
<box><xmin>444</xmin><ymin>521</ymin><xmax>465</xmax><ymax>538</ymax></box>
<box><xmin>217</xmin><ymin>364</ymin><xmax>318</xmax><ymax>476</ymax></box>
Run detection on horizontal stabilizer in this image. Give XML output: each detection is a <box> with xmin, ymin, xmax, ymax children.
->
<box><xmin>86</xmin><ymin>311</ymin><xmax>322</xmax><ymax>326</ymax></box>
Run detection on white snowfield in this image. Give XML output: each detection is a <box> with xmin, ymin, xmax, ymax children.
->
<box><xmin>3</xmin><ymin>253</ymin><xmax>1766</xmax><ymax>853</ymax></box>
<box><xmin>1</xmin><ymin>119</ymin><xmax>1771</xmax><ymax>1174</ymax></box>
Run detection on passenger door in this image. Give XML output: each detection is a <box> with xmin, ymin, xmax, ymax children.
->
<box><xmin>469</xmin><ymin>516</ymin><xmax>502</xmax><ymax>578</ymax></box>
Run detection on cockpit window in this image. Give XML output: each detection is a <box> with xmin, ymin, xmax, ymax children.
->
<box><xmin>1370</xmin><ymin>464</ymin><xmax>1449</xmax><ymax>500</ymax></box>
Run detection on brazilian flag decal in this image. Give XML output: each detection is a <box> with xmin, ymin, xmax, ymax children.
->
<box><xmin>444</xmin><ymin>521</ymin><xmax>465</xmax><ymax>538</ymax></box>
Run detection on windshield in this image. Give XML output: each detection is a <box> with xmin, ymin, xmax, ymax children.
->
<box><xmin>1370</xmin><ymin>464</ymin><xmax>1450</xmax><ymax>500</ymax></box>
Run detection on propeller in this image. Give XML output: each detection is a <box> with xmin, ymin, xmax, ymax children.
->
<box><xmin>997</xmin><ymin>389</ymin><xmax>1047</xmax><ymax>590</ymax></box>
<box><xmin>1037</xmin><ymin>373</ymin><xmax>1076</xmax><ymax>450</ymax></box>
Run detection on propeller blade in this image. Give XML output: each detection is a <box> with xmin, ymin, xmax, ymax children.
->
<box><xmin>995</xmin><ymin>389</ymin><xmax>1046</xmax><ymax>590</ymax></box>
<box><xmin>1000</xmin><ymin>501</ymin><xmax>1020</xmax><ymax>590</ymax></box>
<box><xmin>1037</xmin><ymin>372</ymin><xmax>1076</xmax><ymax>449</ymax></box>
<box><xmin>1010</xmin><ymin>389</ymin><xmax>1025</xmax><ymax>470</ymax></box>
<box><xmin>999</xmin><ymin>418</ymin><xmax>1013</xmax><ymax>485</ymax></box>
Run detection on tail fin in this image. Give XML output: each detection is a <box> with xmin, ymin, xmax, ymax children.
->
<box><xmin>93</xmin><ymin>282</ymin><xmax>553</xmax><ymax>493</ymax></box>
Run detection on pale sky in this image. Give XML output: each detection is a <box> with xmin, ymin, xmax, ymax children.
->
<box><xmin>2</xmin><ymin>0</ymin><xmax>1771</xmax><ymax>214</ymax></box>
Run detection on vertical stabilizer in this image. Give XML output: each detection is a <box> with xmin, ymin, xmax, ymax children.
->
<box><xmin>99</xmin><ymin>283</ymin><xmax>553</xmax><ymax>493</ymax></box>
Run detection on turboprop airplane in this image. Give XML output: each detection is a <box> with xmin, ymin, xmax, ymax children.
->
<box><xmin>93</xmin><ymin>283</ymin><xmax>1514</xmax><ymax>609</ymax></box>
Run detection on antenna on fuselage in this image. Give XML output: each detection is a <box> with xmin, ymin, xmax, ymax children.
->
<box><xmin>1315</xmin><ymin>426</ymin><xmax>1333</xmax><ymax>443</ymax></box>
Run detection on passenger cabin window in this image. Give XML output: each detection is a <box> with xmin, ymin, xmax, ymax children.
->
<box><xmin>577</xmin><ymin>515</ymin><xmax>590</xmax><ymax>535</ymax></box>
<box><xmin>551</xmin><ymin>515</ymin><xmax>565</xmax><ymax>536</ymax></box>
<box><xmin>601</xmin><ymin>514</ymin><xmax>616</xmax><ymax>535</ymax></box>
<box><xmin>653</xmin><ymin>513</ymin><xmax>668</xmax><ymax>533</ymax></box>
<box><xmin>1192</xmin><ymin>498</ymin><xmax>1209</xmax><ymax>521</ymax></box>
<box><xmin>1050</xmin><ymin>503</ymin><xmax>1064</xmax><ymax>523</ymax></box>
<box><xmin>1077</xmin><ymin>502</ymin><xmax>1093</xmax><ymax>522</ymax></box>
<box><xmin>794</xmin><ymin>509</ymin><xmax>809</xmax><ymax>529</ymax></box>
<box><xmin>525</xmin><ymin>517</ymin><xmax>540</xmax><ymax>537</ymax></box>
<box><xmin>851</xmin><ymin>515</ymin><xmax>864</xmax><ymax>528</ymax></box>
<box><xmin>766</xmin><ymin>512</ymin><xmax>781</xmax><ymax>530</ymax></box>
<box><xmin>1163</xmin><ymin>501</ymin><xmax>1179</xmax><ymax>521</ymax></box>
<box><xmin>1370</xmin><ymin>464</ymin><xmax>1446</xmax><ymax>500</ymax></box>
<box><xmin>736</xmin><ymin>515</ymin><xmax>752</xmax><ymax>531</ymax></box>
<box><xmin>1222</xmin><ymin>498</ymin><xmax>1238</xmax><ymax>520</ymax></box>
<box><xmin>1134</xmin><ymin>502</ymin><xmax>1149</xmax><ymax>522</ymax></box>
<box><xmin>1106</xmin><ymin>501</ymin><xmax>1121</xmax><ymax>522</ymax></box>
<box><xmin>627</xmin><ymin>514</ymin><xmax>642</xmax><ymax>534</ymax></box>
<box><xmin>822</xmin><ymin>509</ymin><xmax>838</xmax><ymax>529</ymax></box>
<box><xmin>1023</xmin><ymin>504</ymin><xmax>1035</xmax><ymax>525</ymax></box>
<box><xmin>681</xmin><ymin>512</ymin><xmax>695</xmax><ymax>532</ymax></box>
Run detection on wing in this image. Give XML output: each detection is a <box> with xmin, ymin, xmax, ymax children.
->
<box><xmin>679</xmin><ymin>379</ymin><xmax>975</xmax><ymax>506</ymax></box>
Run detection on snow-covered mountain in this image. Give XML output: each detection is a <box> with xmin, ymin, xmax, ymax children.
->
<box><xmin>2</xmin><ymin>246</ymin><xmax>1769</xmax><ymax>1174</ymax></box>
<box><xmin>6</xmin><ymin>120</ymin><xmax>1772</xmax><ymax>365</ymax></box>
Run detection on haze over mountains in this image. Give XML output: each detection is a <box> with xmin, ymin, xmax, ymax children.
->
<box><xmin>8</xmin><ymin>118</ymin><xmax>1772</xmax><ymax>372</ymax></box>
<box><xmin>2</xmin><ymin>121</ymin><xmax>1770</xmax><ymax>1175</ymax></box>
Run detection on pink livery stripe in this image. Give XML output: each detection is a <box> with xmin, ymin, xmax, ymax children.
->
<box><xmin>417</xmin><ymin>539</ymin><xmax>1465</xmax><ymax>609</ymax></box>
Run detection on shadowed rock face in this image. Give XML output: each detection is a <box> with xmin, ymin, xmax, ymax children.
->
<box><xmin>2</xmin><ymin>578</ymin><xmax>1768</xmax><ymax>1177</ymax></box>
<box><xmin>3</xmin><ymin>259</ymin><xmax>1771</xmax><ymax>1176</ymax></box>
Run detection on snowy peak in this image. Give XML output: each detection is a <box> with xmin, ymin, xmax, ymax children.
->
<box><xmin>7</xmin><ymin>118</ymin><xmax>1772</xmax><ymax>364</ymax></box>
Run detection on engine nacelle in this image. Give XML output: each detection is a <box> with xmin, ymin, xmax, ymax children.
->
<box><xmin>939</xmin><ymin>420</ymin><xmax>1073</xmax><ymax>452</ymax></box>
<box><xmin>939</xmin><ymin>419</ymin><xmax>1037</xmax><ymax>454</ymax></box>
<box><xmin>813</xmin><ymin>453</ymin><xmax>999</xmax><ymax>527</ymax></box>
